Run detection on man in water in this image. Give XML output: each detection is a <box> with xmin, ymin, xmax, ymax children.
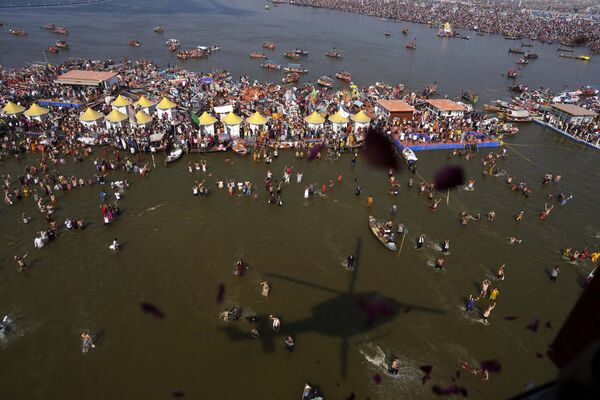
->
<box><xmin>284</xmin><ymin>335</ymin><xmax>295</xmax><ymax>352</ymax></box>
<box><xmin>270</xmin><ymin>315</ymin><xmax>281</xmax><ymax>333</ymax></box>
<box><xmin>442</xmin><ymin>239</ymin><xmax>450</xmax><ymax>253</ymax></box>
<box><xmin>496</xmin><ymin>265</ymin><xmax>506</xmax><ymax>281</ymax></box>
<box><xmin>416</xmin><ymin>234</ymin><xmax>425</xmax><ymax>250</ymax></box>
<box><xmin>466</xmin><ymin>295</ymin><xmax>476</xmax><ymax>312</ymax></box>
<box><xmin>14</xmin><ymin>253</ymin><xmax>28</xmax><ymax>272</ymax></box>
<box><xmin>81</xmin><ymin>331</ymin><xmax>95</xmax><ymax>353</ymax></box>
<box><xmin>346</xmin><ymin>254</ymin><xmax>356</xmax><ymax>271</ymax></box>
<box><xmin>489</xmin><ymin>287</ymin><xmax>500</xmax><ymax>301</ymax></box>
<box><xmin>435</xmin><ymin>256</ymin><xmax>445</xmax><ymax>270</ymax></box>
<box><xmin>109</xmin><ymin>238</ymin><xmax>120</xmax><ymax>252</ymax></box>
<box><xmin>388</xmin><ymin>358</ymin><xmax>400</xmax><ymax>375</ymax></box>
<box><xmin>508</xmin><ymin>237</ymin><xmax>522</xmax><ymax>245</ymax></box>
<box><xmin>551</xmin><ymin>266</ymin><xmax>560</xmax><ymax>282</ymax></box>
<box><xmin>482</xmin><ymin>302</ymin><xmax>496</xmax><ymax>325</ymax></box>
<box><xmin>260</xmin><ymin>281</ymin><xmax>271</xmax><ymax>297</ymax></box>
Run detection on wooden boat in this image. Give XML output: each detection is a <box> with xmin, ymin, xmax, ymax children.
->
<box><xmin>56</xmin><ymin>40</ymin><xmax>68</xmax><ymax>49</ymax></box>
<box><xmin>293</xmin><ymin>48</ymin><xmax>308</xmax><ymax>56</ymax></box>
<box><xmin>504</xmin><ymin>35</ymin><xmax>521</xmax><ymax>40</ymax></box>
<box><xmin>326</xmin><ymin>49</ymin><xmax>343</xmax><ymax>58</ymax></box>
<box><xmin>368</xmin><ymin>216</ymin><xmax>397</xmax><ymax>252</ymax></box>
<box><xmin>461</xmin><ymin>91</ymin><xmax>478</xmax><ymax>104</ymax></box>
<box><xmin>317</xmin><ymin>76</ymin><xmax>334</xmax><ymax>88</ymax></box>
<box><xmin>402</xmin><ymin>28</ymin><xmax>409</xmax><ymax>35</ymax></box>
<box><xmin>384</xmin><ymin>31</ymin><xmax>391</xmax><ymax>37</ymax></box>
<box><xmin>557</xmin><ymin>47</ymin><xmax>574</xmax><ymax>53</ymax></box>
<box><xmin>516</xmin><ymin>58</ymin><xmax>528</xmax><ymax>65</ymax></box>
<box><xmin>232</xmin><ymin>142</ymin><xmax>248</xmax><ymax>156</ymax></box>
<box><xmin>424</xmin><ymin>83</ymin><xmax>437</xmax><ymax>97</ymax></box>
<box><xmin>260</xmin><ymin>61</ymin><xmax>281</xmax><ymax>70</ymax></box>
<box><xmin>250</xmin><ymin>52</ymin><xmax>266</xmax><ymax>59</ymax></box>
<box><xmin>263</xmin><ymin>41</ymin><xmax>276</xmax><ymax>50</ymax></box>
<box><xmin>558</xmin><ymin>54</ymin><xmax>590</xmax><ymax>61</ymax></box>
<box><xmin>284</xmin><ymin>72</ymin><xmax>299</xmax><ymax>83</ymax></box>
<box><xmin>335</xmin><ymin>70</ymin><xmax>352</xmax><ymax>82</ymax></box>
<box><xmin>9</xmin><ymin>29</ymin><xmax>27</xmax><ymax>36</ymax></box>
<box><xmin>47</xmin><ymin>46</ymin><xmax>58</xmax><ymax>54</ymax></box>
<box><xmin>521</xmin><ymin>43</ymin><xmax>534</xmax><ymax>47</ymax></box>
<box><xmin>284</xmin><ymin>51</ymin><xmax>300</xmax><ymax>60</ymax></box>
<box><xmin>524</xmin><ymin>52</ymin><xmax>538</xmax><ymax>59</ymax></box>
<box><xmin>129</xmin><ymin>39</ymin><xmax>141</xmax><ymax>47</ymax></box>
<box><xmin>154</xmin><ymin>26</ymin><xmax>164</xmax><ymax>33</ymax></box>
<box><xmin>508</xmin><ymin>83</ymin><xmax>528</xmax><ymax>92</ymax></box>
<box><xmin>166</xmin><ymin>147</ymin><xmax>183</xmax><ymax>163</ymax></box>
<box><xmin>166</xmin><ymin>38</ymin><xmax>180</xmax><ymax>45</ymax></box>
<box><xmin>283</xmin><ymin>63</ymin><xmax>308</xmax><ymax>73</ymax></box>
<box><xmin>508</xmin><ymin>47</ymin><xmax>524</xmax><ymax>54</ymax></box>
<box><xmin>53</xmin><ymin>26</ymin><xmax>68</xmax><ymax>35</ymax></box>
<box><xmin>402</xmin><ymin>147</ymin><xmax>418</xmax><ymax>163</ymax></box>
<box><xmin>168</xmin><ymin>42</ymin><xmax>180</xmax><ymax>52</ymax></box>
<box><xmin>44</xmin><ymin>23</ymin><xmax>56</xmax><ymax>30</ymax></box>
<box><xmin>406</xmin><ymin>42</ymin><xmax>416</xmax><ymax>49</ymax></box>
<box><xmin>507</xmin><ymin>69</ymin><xmax>519</xmax><ymax>79</ymax></box>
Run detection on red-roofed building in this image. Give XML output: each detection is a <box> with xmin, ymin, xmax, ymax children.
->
<box><xmin>55</xmin><ymin>70</ymin><xmax>119</xmax><ymax>88</ymax></box>
<box><xmin>425</xmin><ymin>99</ymin><xmax>466</xmax><ymax>118</ymax></box>
<box><xmin>375</xmin><ymin>100</ymin><xmax>415</xmax><ymax>121</ymax></box>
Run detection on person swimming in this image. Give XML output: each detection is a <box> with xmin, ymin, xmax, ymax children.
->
<box><xmin>109</xmin><ymin>238</ymin><xmax>119</xmax><ymax>252</ymax></box>
<box><xmin>81</xmin><ymin>331</ymin><xmax>95</xmax><ymax>353</ymax></box>
<box><xmin>346</xmin><ymin>254</ymin><xmax>356</xmax><ymax>271</ymax></box>
<box><xmin>442</xmin><ymin>239</ymin><xmax>450</xmax><ymax>253</ymax></box>
<box><xmin>260</xmin><ymin>281</ymin><xmax>271</xmax><ymax>297</ymax></box>
<box><xmin>285</xmin><ymin>335</ymin><xmax>295</xmax><ymax>352</ymax></box>
<box><xmin>388</xmin><ymin>358</ymin><xmax>400</xmax><ymax>375</ymax></box>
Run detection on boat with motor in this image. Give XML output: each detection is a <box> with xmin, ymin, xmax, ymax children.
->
<box><xmin>368</xmin><ymin>216</ymin><xmax>398</xmax><ymax>252</ymax></box>
<box><xmin>326</xmin><ymin>49</ymin><xmax>343</xmax><ymax>58</ymax></box>
<box><xmin>260</xmin><ymin>60</ymin><xmax>281</xmax><ymax>70</ymax></box>
<box><xmin>402</xmin><ymin>147</ymin><xmax>418</xmax><ymax>164</ymax></box>
<box><xmin>507</xmin><ymin>69</ymin><xmax>519</xmax><ymax>79</ymax></box>
<box><xmin>166</xmin><ymin>147</ymin><xmax>183</xmax><ymax>163</ymax></box>
<box><xmin>283</xmin><ymin>63</ymin><xmax>308</xmax><ymax>74</ymax></box>
<box><xmin>317</xmin><ymin>76</ymin><xmax>334</xmax><ymax>88</ymax></box>
<box><xmin>293</xmin><ymin>48</ymin><xmax>308</xmax><ymax>56</ymax></box>
<box><xmin>335</xmin><ymin>70</ymin><xmax>352</xmax><ymax>82</ymax></box>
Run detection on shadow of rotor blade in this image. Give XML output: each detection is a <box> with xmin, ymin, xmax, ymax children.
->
<box><xmin>341</xmin><ymin>336</ymin><xmax>349</xmax><ymax>379</ymax></box>
<box><xmin>266</xmin><ymin>273</ymin><xmax>343</xmax><ymax>295</ymax></box>
<box><xmin>348</xmin><ymin>237</ymin><xmax>362</xmax><ymax>295</ymax></box>
<box><xmin>397</xmin><ymin>302</ymin><xmax>445</xmax><ymax>315</ymax></box>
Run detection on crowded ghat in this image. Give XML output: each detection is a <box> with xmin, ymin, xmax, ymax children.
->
<box><xmin>2</xmin><ymin>56</ymin><xmax>600</xmax><ymax>398</ymax></box>
<box><xmin>290</xmin><ymin>0</ymin><xmax>600</xmax><ymax>52</ymax></box>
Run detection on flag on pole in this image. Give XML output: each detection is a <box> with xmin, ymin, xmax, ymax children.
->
<box><xmin>191</xmin><ymin>111</ymin><xmax>200</xmax><ymax>128</ymax></box>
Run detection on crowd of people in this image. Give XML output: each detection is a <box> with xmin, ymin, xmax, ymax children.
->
<box><xmin>1</xmin><ymin>58</ymin><xmax>507</xmax><ymax>162</ymax></box>
<box><xmin>291</xmin><ymin>0</ymin><xmax>600</xmax><ymax>51</ymax></box>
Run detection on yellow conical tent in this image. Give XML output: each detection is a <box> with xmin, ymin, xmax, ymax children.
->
<box><xmin>328</xmin><ymin>110</ymin><xmax>349</xmax><ymax>124</ymax></box>
<box><xmin>24</xmin><ymin>103</ymin><xmax>50</xmax><ymax>118</ymax></box>
<box><xmin>246</xmin><ymin>111</ymin><xmax>268</xmax><ymax>125</ymax></box>
<box><xmin>156</xmin><ymin>97</ymin><xmax>177</xmax><ymax>110</ymax></box>
<box><xmin>351</xmin><ymin>110</ymin><xmax>372</xmax><ymax>124</ymax></box>
<box><xmin>2</xmin><ymin>101</ymin><xmax>25</xmax><ymax>115</ymax></box>
<box><xmin>135</xmin><ymin>110</ymin><xmax>153</xmax><ymax>125</ymax></box>
<box><xmin>111</xmin><ymin>95</ymin><xmax>132</xmax><ymax>107</ymax></box>
<box><xmin>198</xmin><ymin>111</ymin><xmax>217</xmax><ymax>126</ymax></box>
<box><xmin>106</xmin><ymin>109</ymin><xmax>128</xmax><ymax>123</ymax></box>
<box><xmin>222</xmin><ymin>112</ymin><xmax>243</xmax><ymax>125</ymax></box>
<box><xmin>135</xmin><ymin>95</ymin><xmax>154</xmax><ymax>108</ymax></box>
<box><xmin>304</xmin><ymin>111</ymin><xmax>325</xmax><ymax>125</ymax></box>
<box><xmin>80</xmin><ymin>107</ymin><xmax>104</xmax><ymax>122</ymax></box>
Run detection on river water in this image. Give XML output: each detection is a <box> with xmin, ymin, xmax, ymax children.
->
<box><xmin>1</xmin><ymin>1</ymin><xmax>600</xmax><ymax>399</ymax></box>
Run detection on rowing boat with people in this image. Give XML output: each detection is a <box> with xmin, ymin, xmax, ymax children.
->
<box><xmin>368</xmin><ymin>216</ymin><xmax>397</xmax><ymax>252</ymax></box>
<box><xmin>166</xmin><ymin>147</ymin><xmax>183</xmax><ymax>163</ymax></box>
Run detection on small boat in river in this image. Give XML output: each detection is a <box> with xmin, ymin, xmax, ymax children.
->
<box><xmin>154</xmin><ymin>26</ymin><xmax>164</xmax><ymax>33</ymax></box>
<box><xmin>293</xmin><ymin>48</ymin><xmax>308</xmax><ymax>56</ymax></box>
<box><xmin>284</xmin><ymin>72</ymin><xmax>299</xmax><ymax>84</ymax></box>
<box><xmin>507</xmin><ymin>69</ymin><xmax>519</xmax><ymax>79</ymax></box>
<box><xmin>461</xmin><ymin>91</ymin><xmax>478</xmax><ymax>104</ymax></box>
<box><xmin>402</xmin><ymin>147</ymin><xmax>418</xmax><ymax>164</ymax></box>
<box><xmin>166</xmin><ymin>147</ymin><xmax>183</xmax><ymax>163</ymax></box>
<box><xmin>326</xmin><ymin>49</ymin><xmax>343</xmax><ymax>58</ymax></box>
<box><xmin>369</xmin><ymin>216</ymin><xmax>397</xmax><ymax>252</ymax></box>
<box><xmin>47</xmin><ymin>46</ymin><xmax>58</xmax><ymax>54</ymax></box>
<box><xmin>129</xmin><ymin>39</ymin><xmax>141</xmax><ymax>47</ymax></box>
<box><xmin>284</xmin><ymin>63</ymin><xmax>308</xmax><ymax>74</ymax></box>
<box><xmin>263</xmin><ymin>41</ymin><xmax>276</xmax><ymax>50</ymax></box>
<box><xmin>284</xmin><ymin>50</ymin><xmax>300</xmax><ymax>60</ymax></box>
<box><xmin>250</xmin><ymin>52</ymin><xmax>266</xmax><ymax>59</ymax></box>
<box><xmin>557</xmin><ymin>47</ymin><xmax>573</xmax><ymax>53</ymax></box>
<box><xmin>406</xmin><ymin>42</ymin><xmax>416</xmax><ymax>49</ymax></box>
<box><xmin>9</xmin><ymin>29</ymin><xmax>27</xmax><ymax>36</ymax></box>
<box><xmin>335</xmin><ymin>70</ymin><xmax>352</xmax><ymax>82</ymax></box>
<box><xmin>317</xmin><ymin>76</ymin><xmax>334</xmax><ymax>88</ymax></box>
<box><xmin>56</xmin><ymin>40</ymin><xmax>68</xmax><ymax>49</ymax></box>
<box><xmin>508</xmin><ymin>47</ymin><xmax>524</xmax><ymax>54</ymax></box>
<box><xmin>261</xmin><ymin>60</ymin><xmax>281</xmax><ymax>70</ymax></box>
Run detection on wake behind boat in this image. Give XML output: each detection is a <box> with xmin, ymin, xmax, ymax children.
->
<box><xmin>369</xmin><ymin>216</ymin><xmax>397</xmax><ymax>251</ymax></box>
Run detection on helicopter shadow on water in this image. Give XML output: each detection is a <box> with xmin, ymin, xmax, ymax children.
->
<box><xmin>218</xmin><ymin>237</ymin><xmax>445</xmax><ymax>379</ymax></box>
